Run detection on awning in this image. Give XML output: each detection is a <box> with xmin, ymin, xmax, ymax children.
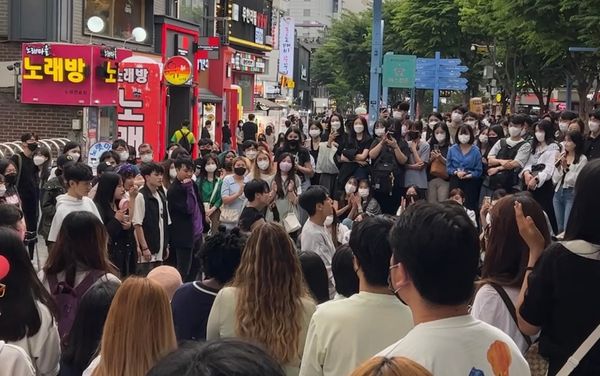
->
<box><xmin>199</xmin><ymin>89</ymin><xmax>223</xmax><ymax>103</ymax></box>
<box><xmin>255</xmin><ymin>97</ymin><xmax>283</xmax><ymax>111</ymax></box>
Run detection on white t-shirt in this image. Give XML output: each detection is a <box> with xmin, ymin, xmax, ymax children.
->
<box><xmin>0</xmin><ymin>341</ymin><xmax>35</xmax><ymax>376</ymax></box>
<box><xmin>132</xmin><ymin>190</ymin><xmax>170</xmax><ymax>262</ymax></box>
<box><xmin>300</xmin><ymin>292</ymin><xmax>413</xmax><ymax>376</ymax></box>
<box><xmin>300</xmin><ymin>219</ymin><xmax>336</xmax><ymax>299</ymax></box>
<box><xmin>377</xmin><ymin>315</ymin><xmax>530</xmax><ymax>375</ymax></box>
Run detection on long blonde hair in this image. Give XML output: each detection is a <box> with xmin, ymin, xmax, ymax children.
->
<box><xmin>232</xmin><ymin>222</ymin><xmax>311</xmax><ymax>364</ymax></box>
<box><xmin>251</xmin><ymin>150</ymin><xmax>274</xmax><ymax>180</ymax></box>
<box><xmin>92</xmin><ymin>277</ymin><xmax>177</xmax><ymax>376</ymax></box>
<box><xmin>350</xmin><ymin>357</ymin><xmax>432</xmax><ymax>376</ymax></box>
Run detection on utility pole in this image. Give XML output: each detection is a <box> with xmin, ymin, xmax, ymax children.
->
<box><xmin>367</xmin><ymin>0</ymin><xmax>382</xmax><ymax>127</ymax></box>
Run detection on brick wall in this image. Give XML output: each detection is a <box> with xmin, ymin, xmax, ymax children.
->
<box><xmin>0</xmin><ymin>39</ymin><xmax>21</xmax><ymax>60</ymax></box>
<box><xmin>0</xmin><ymin>0</ymin><xmax>7</xmax><ymax>37</ymax></box>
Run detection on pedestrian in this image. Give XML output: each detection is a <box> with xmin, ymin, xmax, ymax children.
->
<box><xmin>240</xmin><ymin>140</ymin><xmax>258</xmax><ymax>160</ymax></box>
<box><xmin>516</xmin><ymin>159</ymin><xmax>600</xmax><ymax>375</ymax></box>
<box><xmin>557</xmin><ymin>111</ymin><xmax>578</xmax><ymax>140</ymax></box>
<box><xmin>170</xmin><ymin>120</ymin><xmax>196</xmax><ymax>154</ymax></box>
<box><xmin>350</xmin><ymin>357</ymin><xmax>432</xmax><ymax>376</ymax></box>
<box><xmin>171</xmin><ymin>228</ymin><xmax>244</xmax><ymax>341</ymax></box>
<box><xmin>202</xmin><ymin>120</ymin><xmax>212</xmax><ymax>140</ymax></box>
<box><xmin>298</xmin><ymin>251</ymin><xmax>330</xmax><ymax>304</ymax></box>
<box><xmin>33</xmin><ymin>146</ymin><xmax>52</xmax><ymax>187</ymax></box>
<box><xmin>0</xmin><ymin>340</ymin><xmax>35</xmax><ymax>376</ymax></box>
<box><xmin>333</xmin><ymin>176</ymin><xmax>358</xmax><ymax>223</ymax></box>
<box><xmin>248</xmin><ymin>149</ymin><xmax>276</xmax><ymax>187</ymax></box>
<box><xmin>83</xmin><ymin>277</ymin><xmax>177</xmax><ymax>376</ymax></box>
<box><xmin>207</xmin><ymin>222</ymin><xmax>316</xmax><ymax>376</ymax></box>
<box><xmin>221</xmin><ymin>120</ymin><xmax>232</xmax><ymax>151</ymax></box>
<box><xmin>265</xmin><ymin>124</ymin><xmax>277</xmax><ymax>150</ymax></box>
<box><xmin>132</xmin><ymin>162</ymin><xmax>169</xmax><ymax>274</ymax></box>
<box><xmin>167</xmin><ymin>158</ymin><xmax>205</xmax><ymax>282</ymax></box>
<box><xmin>0</xmin><ymin>159</ymin><xmax>21</xmax><ymax>206</ymax></box>
<box><xmin>269</xmin><ymin>152</ymin><xmax>301</xmax><ymax>230</ymax></box>
<box><xmin>324</xmin><ymin>210</ymin><xmax>350</xmax><ymax>247</ymax></box>
<box><xmin>299</xmin><ymin>186</ymin><xmax>336</xmax><ymax>298</ymax></box>
<box><xmin>198</xmin><ymin>138</ymin><xmax>214</xmax><ymax>158</ymax></box>
<box><xmin>403</xmin><ymin>120</ymin><xmax>430</xmax><ymax>198</ymax></box>
<box><xmin>0</xmin><ymin>204</ymin><xmax>26</xmax><ymax>241</ymax></box>
<box><xmin>448</xmin><ymin>106</ymin><xmax>467</xmax><ymax>143</ymax></box>
<box><xmin>0</xmin><ymin>227</ymin><xmax>60</xmax><ymax>375</ymax></box>
<box><xmin>424</xmin><ymin>112</ymin><xmax>444</xmax><ymax>142</ymax></box>
<box><xmin>98</xmin><ymin>150</ymin><xmax>118</xmax><ymax>167</ymax></box>
<box><xmin>147</xmin><ymin>266</ymin><xmax>183</xmax><ymax>301</ymax></box>
<box><xmin>448</xmin><ymin>188</ymin><xmax>477</xmax><ymax>226</ymax></box>
<box><xmin>306</xmin><ymin>121</ymin><xmax>323</xmax><ymax>185</ymax></box>
<box><xmin>219</xmin><ymin>156</ymin><xmax>247</xmax><ymax>230</ymax></box>
<box><xmin>347</xmin><ymin>179</ymin><xmax>381</xmax><ymax>224</ymax></box>
<box><xmin>196</xmin><ymin>154</ymin><xmax>223</xmax><ymax>233</ymax></box>
<box><xmin>235</xmin><ymin>119</ymin><xmax>244</xmax><ymax>147</ymax></box>
<box><xmin>138</xmin><ymin>143</ymin><xmax>154</xmax><ymax>163</ymax></box>
<box><xmin>338</xmin><ymin>116</ymin><xmax>372</xmax><ymax>188</ymax></box>
<box><xmin>382</xmin><ymin>202</ymin><xmax>529</xmax><ymax>374</ymax></box>
<box><xmin>447</xmin><ymin>124</ymin><xmax>483</xmax><ymax>212</ymax></box>
<box><xmin>111</xmin><ymin>139</ymin><xmax>139</xmax><ymax>174</ymax></box>
<box><xmin>300</xmin><ymin>217</ymin><xmax>414</xmax><ymax>376</ymax></box>
<box><xmin>331</xmin><ymin>244</ymin><xmax>359</xmax><ymax>299</ymax></box>
<box><xmin>584</xmin><ymin>110</ymin><xmax>600</xmax><ymax>160</ymax></box>
<box><xmin>275</xmin><ymin>127</ymin><xmax>314</xmax><ymax>192</ymax></box>
<box><xmin>47</xmin><ymin>162</ymin><xmax>101</xmax><ymax>244</ymax></box>
<box><xmin>318</xmin><ymin>113</ymin><xmax>344</xmax><ymax>197</ymax></box>
<box><xmin>238</xmin><ymin>179</ymin><xmax>270</xmax><ymax>233</ymax></box>
<box><xmin>552</xmin><ymin>130</ymin><xmax>587</xmax><ymax>234</ymax></box>
<box><xmin>93</xmin><ymin>172</ymin><xmax>137</xmax><ymax>277</ymax></box>
<box><xmin>522</xmin><ymin>119</ymin><xmax>560</xmax><ymax>233</ymax></box>
<box><xmin>427</xmin><ymin>122</ymin><xmax>451</xmax><ymax>203</ymax></box>
<box><xmin>472</xmin><ymin>193</ymin><xmax>551</xmax><ymax>354</ymax></box>
<box><xmin>242</xmin><ymin>114</ymin><xmax>258</xmax><ymax>141</ymax></box>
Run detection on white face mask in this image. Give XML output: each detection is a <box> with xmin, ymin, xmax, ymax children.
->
<box><xmin>535</xmin><ymin>131</ymin><xmax>545</xmax><ymax>143</ymax></box>
<box><xmin>479</xmin><ymin>134</ymin><xmax>488</xmax><ymax>144</ymax></box>
<box><xmin>508</xmin><ymin>126</ymin><xmax>521</xmax><ymax>138</ymax></box>
<box><xmin>205</xmin><ymin>163</ymin><xmax>217</xmax><ymax>173</ymax></box>
<box><xmin>279</xmin><ymin>161</ymin><xmax>293</xmax><ymax>172</ymax></box>
<box><xmin>169</xmin><ymin>168</ymin><xmax>177</xmax><ymax>179</ymax></box>
<box><xmin>331</xmin><ymin>121</ymin><xmax>341</xmax><ymax>131</ymax></box>
<box><xmin>428</xmin><ymin>121</ymin><xmax>439</xmax><ymax>129</ymax></box>
<box><xmin>118</xmin><ymin>151</ymin><xmax>130</xmax><ymax>162</ymax></box>
<box><xmin>435</xmin><ymin>133</ymin><xmax>446</xmax><ymax>143</ymax></box>
<box><xmin>401</xmin><ymin>125</ymin><xmax>408</xmax><ymax>136</ymax></box>
<box><xmin>0</xmin><ymin>185</ymin><xmax>6</xmax><ymax>197</ymax></box>
<box><xmin>69</xmin><ymin>152</ymin><xmax>81</xmax><ymax>161</ymax></box>
<box><xmin>589</xmin><ymin>121</ymin><xmax>600</xmax><ymax>133</ymax></box>
<box><xmin>345</xmin><ymin>184</ymin><xmax>357</xmax><ymax>194</ymax></box>
<box><xmin>358</xmin><ymin>188</ymin><xmax>369</xmax><ymax>198</ymax></box>
<box><xmin>324</xmin><ymin>215</ymin><xmax>334</xmax><ymax>227</ymax></box>
<box><xmin>309</xmin><ymin>129</ymin><xmax>321</xmax><ymax>138</ymax></box>
<box><xmin>559</xmin><ymin>122</ymin><xmax>569</xmax><ymax>133</ymax></box>
<box><xmin>353</xmin><ymin>124</ymin><xmax>364</xmax><ymax>134</ymax></box>
<box><xmin>141</xmin><ymin>153</ymin><xmax>153</xmax><ymax>163</ymax></box>
<box><xmin>392</xmin><ymin>111</ymin><xmax>404</xmax><ymax>119</ymax></box>
<box><xmin>465</xmin><ymin>120</ymin><xmax>477</xmax><ymax>128</ymax></box>
<box><xmin>33</xmin><ymin>156</ymin><xmax>47</xmax><ymax>166</ymax></box>
<box><xmin>374</xmin><ymin>128</ymin><xmax>386</xmax><ymax>137</ymax></box>
<box><xmin>458</xmin><ymin>134</ymin><xmax>471</xmax><ymax>144</ymax></box>
<box><xmin>246</xmin><ymin>150</ymin><xmax>257</xmax><ymax>160</ymax></box>
<box><xmin>451</xmin><ymin>112</ymin><xmax>462</xmax><ymax>122</ymax></box>
<box><xmin>257</xmin><ymin>160</ymin><xmax>270</xmax><ymax>171</ymax></box>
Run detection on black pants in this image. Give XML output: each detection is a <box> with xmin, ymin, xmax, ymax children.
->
<box><xmin>109</xmin><ymin>245</ymin><xmax>137</xmax><ymax>278</ymax></box>
<box><xmin>531</xmin><ymin>179</ymin><xmax>558</xmax><ymax>234</ymax></box>
<box><xmin>22</xmin><ymin>194</ymin><xmax>38</xmax><ymax>259</ymax></box>
<box><xmin>449</xmin><ymin>176</ymin><xmax>482</xmax><ymax>212</ymax></box>
<box><xmin>174</xmin><ymin>238</ymin><xmax>203</xmax><ymax>282</ymax></box>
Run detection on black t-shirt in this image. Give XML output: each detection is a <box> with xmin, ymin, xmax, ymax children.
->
<box><xmin>11</xmin><ymin>152</ymin><xmax>39</xmax><ymax>200</ymax></box>
<box><xmin>222</xmin><ymin>125</ymin><xmax>232</xmax><ymax>144</ymax></box>
<box><xmin>585</xmin><ymin>135</ymin><xmax>600</xmax><ymax>160</ymax></box>
<box><xmin>242</xmin><ymin>121</ymin><xmax>258</xmax><ymax>141</ymax></box>
<box><xmin>520</xmin><ymin>242</ymin><xmax>600</xmax><ymax>375</ymax></box>
<box><xmin>171</xmin><ymin>281</ymin><xmax>220</xmax><ymax>341</ymax></box>
<box><xmin>238</xmin><ymin>206</ymin><xmax>264</xmax><ymax>232</ymax></box>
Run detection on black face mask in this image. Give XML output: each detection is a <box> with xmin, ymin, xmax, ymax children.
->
<box><xmin>287</xmin><ymin>139</ymin><xmax>299</xmax><ymax>148</ymax></box>
<box><xmin>488</xmin><ymin>137</ymin><xmax>499</xmax><ymax>146</ymax></box>
<box><xmin>200</xmin><ymin>149</ymin><xmax>211</xmax><ymax>157</ymax></box>
<box><xmin>27</xmin><ymin>143</ymin><xmax>38</xmax><ymax>152</ymax></box>
<box><xmin>234</xmin><ymin>167</ymin><xmax>246</xmax><ymax>176</ymax></box>
<box><xmin>4</xmin><ymin>174</ymin><xmax>17</xmax><ymax>185</ymax></box>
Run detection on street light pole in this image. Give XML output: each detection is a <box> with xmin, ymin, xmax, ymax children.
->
<box><xmin>367</xmin><ymin>0</ymin><xmax>382</xmax><ymax>127</ymax></box>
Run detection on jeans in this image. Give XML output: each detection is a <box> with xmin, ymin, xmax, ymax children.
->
<box><xmin>553</xmin><ymin>187</ymin><xmax>574</xmax><ymax>234</ymax></box>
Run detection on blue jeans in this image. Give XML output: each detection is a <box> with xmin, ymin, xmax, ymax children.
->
<box><xmin>553</xmin><ymin>187</ymin><xmax>574</xmax><ymax>234</ymax></box>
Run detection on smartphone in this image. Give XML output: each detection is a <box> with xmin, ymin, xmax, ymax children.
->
<box><xmin>434</xmin><ymin>144</ymin><xmax>440</xmax><ymax>151</ymax></box>
<box><xmin>483</xmin><ymin>196</ymin><xmax>491</xmax><ymax>206</ymax></box>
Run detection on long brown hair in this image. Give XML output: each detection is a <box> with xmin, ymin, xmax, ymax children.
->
<box><xmin>482</xmin><ymin>192</ymin><xmax>551</xmax><ymax>287</ymax></box>
<box><xmin>93</xmin><ymin>277</ymin><xmax>177</xmax><ymax>376</ymax></box>
<box><xmin>44</xmin><ymin>211</ymin><xmax>117</xmax><ymax>286</ymax></box>
<box><xmin>251</xmin><ymin>150</ymin><xmax>274</xmax><ymax>180</ymax></box>
<box><xmin>350</xmin><ymin>357</ymin><xmax>432</xmax><ymax>376</ymax></box>
<box><xmin>231</xmin><ymin>222</ymin><xmax>311</xmax><ymax>364</ymax></box>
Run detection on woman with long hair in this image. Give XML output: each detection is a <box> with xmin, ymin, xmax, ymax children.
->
<box><xmin>160</xmin><ymin>159</ymin><xmax>176</xmax><ymax>191</ymax></box>
<box><xmin>275</xmin><ymin>127</ymin><xmax>313</xmax><ymax>192</ymax></box>
<box><xmin>84</xmin><ymin>277</ymin><xmax>177</xmax><ymax>376</ymax></box>
<box><xmin>471</xmin><ymin>192</ymin><xmax>551</xmax><ymax>353</ymax></box>
<box><xmin>350</xmin><ymin>357</ymin><xmax>432</xmax><ymax>376</ymax></box>
<box><xmin>333</xmin><ymin>176</ymin><xmax>358</xmax><ymax>222</ymax></box>
<box><xmin>0</xmin><ymin>159</ymin><xmax>21</xmax><ymax>207</ymax></box>
<box><xmin>268</xmin><ymin>153</ymin><xmax>302</xmax><ymax>231</ymax></box>
<box><xmin>319</xmin><ymin>113</ymin><xmax>345</xmax><ymax>196</ymax></box>
<box><xmin>93</xmin><ymin>172</ymin><xmax>136</xmax><ymax>277</ymax></box>
<box><xmin>305</xmin><ymin>120</ymin><xmax>323</xmax><ymax>185</ymax></box>
<box><xmin>516</xmin><ymin>159</ymin><xmax>600</xmax><ymax>375</ymax></box>
<box><xmin>33</xmin><ymin>146</ymin><xmax>52</xmax><ymax>187</ymax></box>
<box><xmin>348</xmin><ymin>179</ymin><xmax>382</xmax><ymax>223</ymax></box>
<box><xmin>0</xmin><ymin>227</ymin><xmax>60</xmax><ymax>375</ymax></box>
<box><xmin>248</xmin><ymin>149</ymin><xmax>276</xmax><ymax>186</ymax></box>
<box><xmin>339</xmin><ymin>116</ymin><xmax>372</xmax><ymax>188</ymax></box>
<box><xmin>196</xmin><ymin>154</ymin><xmax>223</xmax><ymax>233</ymax></box>
<box><xmin>427</xmin><ymin>122</ymin><xmax>451</xmax><ymax>203</ymax></box>
<box><xmin>207</xmin><ymin>223</ymin><xmax>316</xmax><ymax>375</ymax></box>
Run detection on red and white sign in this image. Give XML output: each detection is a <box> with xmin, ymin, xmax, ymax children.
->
<box><xmin>117</xmin><ymin>57</ymin><xmax>162</xmax><ymax>153</ymax></box>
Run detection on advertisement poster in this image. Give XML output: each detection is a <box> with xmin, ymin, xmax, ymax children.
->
<box><xmin>278</xmin><ymin>16</ymin><xmax>295</xmax><ymax>76</ymax></box>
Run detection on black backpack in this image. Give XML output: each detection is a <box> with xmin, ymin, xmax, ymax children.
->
<box><xmin>178</xmin><ymin>129</ymin><xmax>192</xmax><ymax>153</ymax></box>
<box><xmin>488</xmin><ymin>139</ymin><xmax>527</xmax><ymax>191</ymax></box>
<box><xmin>371</xmin><ymin>147</ymin><xmax>397</xmax><ymax>196</ymax></box>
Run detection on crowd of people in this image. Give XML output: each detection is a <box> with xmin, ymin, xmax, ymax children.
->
<box><xmin>0</xmin><ymin>102</ymin><xmax>599</xmax><ymax>376</ymax></box>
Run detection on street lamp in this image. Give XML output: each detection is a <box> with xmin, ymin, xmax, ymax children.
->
<box><xmin>566</xmin><ymin>46</ymin><xmax>599</xmax><ymax>111</ymax></box>
<box><xmin>86</xmin><ymin>16</ymin><xmax>105</xmax><ymax>44</ymax></box>
<box><xmin>122</xmin><ymin>27</ymin><xmax>148</xmax><ymax>48</ymax></box>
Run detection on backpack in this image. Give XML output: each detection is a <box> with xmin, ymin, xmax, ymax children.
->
<box><xmin>488</xmin><ymin>139</ymin><xmax>527</xmax><ymax>191</ymax></box>
<box><xmin>178</xmin><ymin>129</ymin><xmax>192</xmax><ymax>153</ymax></box>
<box><xmin>371</xmin><ymin>147</ymin><xmax>397</xmax><ymax>196</ymax></box>
<box><xmin>47</xmin><ymin>270</ymin><xmax>104</xmax><ymax>346</ymax></box>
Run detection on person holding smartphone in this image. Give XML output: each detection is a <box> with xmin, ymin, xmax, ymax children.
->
<box><xmin>403</xmin><ymin>120</ymin><xmax>430</xmax><ymax>198</ymax></box>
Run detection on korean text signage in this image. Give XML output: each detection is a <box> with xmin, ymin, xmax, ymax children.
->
<box><xmin>117</xmin><ymin>57</ymin><xmax>162</xmax><ymax>154</ymax></box>
<box><xmin>278</xmin><ymin>16</ymin><xmax>294</xmax><ymax>76</ymax></box>
<box><xmin>231</xmin><ymin>52</ymin><xmax>265</xmax><ymax>74</ymax></box>
<box><xmin>21</xmin><ymin>43</ymin><xmax>132</xmax><ymax>106</ymax></box>
<box><xmin>230</xmin><ymin>0</ymin><xmax>272</xmax><ymax>46</ymax></box>
<box><xmin>163</xmin><ymin>56</ymin><xmax>192</xmax><ymax>85</ymax></box>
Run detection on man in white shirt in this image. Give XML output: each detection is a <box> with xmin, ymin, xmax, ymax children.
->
<box><xmin>299</xmin><ymin>186</ymin><xmax>336</xmax><ymax>298</ymax></box>
<box><xmin>380</xmin><ymin>202</ymin><xmax>530</xmax><ymax>375</ymax></box>
<box><xmin>300</xmin><ymin>216</ymin><xmax>413</xmax><ymax>376</ymax></box>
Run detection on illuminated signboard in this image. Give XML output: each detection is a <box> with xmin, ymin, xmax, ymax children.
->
<box><xmin>228</xmin><ymin>0</ymin><xmax>273</xmax><ymax>47</ymax></box>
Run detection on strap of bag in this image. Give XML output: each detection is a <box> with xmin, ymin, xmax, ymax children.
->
<box><xmin>74</xmin><ymin>270</ymin><xmax>104</xmax><ymax>296</ymax></box>
<box><xmin>14</xmin><ymin>153</ymin><xmax>23</xmax><ymax>188</ymax></box>
<box><xmin>555</xmin><ymin>323</ymin><xmax>600</xmax><ymax>376</ymax></box>
<box><xmin>488</xmin><ymin>282</ymin><xmax>532</xmax><ymax>347</ymax></box>
<box><xmin>208</xmin><ymin>179</ymin><xmax>221</xmax><ymax>206</ymax></box>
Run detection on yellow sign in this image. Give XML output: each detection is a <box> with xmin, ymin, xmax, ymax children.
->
<box><xmin>163</xmin><ymin>56</ymin><xmax>192</xmax><ymax>86</ymax></box>
<box><xmin>495</xmin><ymin>93</ymin><xmax>502</xmax><ymax>103</ymax></box>
<box><xmin>23</xmin><ymin>56</ymin><xmax>86</xmax><ymax>83</ymax></box>
<box><xmin>287</xmin><ymin>80</ymin><xmax>295</xmax><ymax>89</ymax></box>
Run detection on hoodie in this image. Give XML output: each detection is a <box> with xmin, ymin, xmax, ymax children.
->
<box><xmin>47</xmin><ymin>194</ymin><xmax>103</xmax><ymax>242</ymax></box>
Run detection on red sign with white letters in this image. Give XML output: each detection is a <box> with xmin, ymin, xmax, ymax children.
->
<box><xmin>116</xmin><ymin>57</ymin><xmax>162</xmax><ymax>154</ymax></box>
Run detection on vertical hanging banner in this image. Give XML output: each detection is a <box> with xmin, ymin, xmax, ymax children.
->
<box><xmin>278</xmin><ymin>16</ymin><xmax>295</xmax><ymax>76</ymax></box>
<box><xmin>117</xmin><ymin>56</ymin><xmax>162</xmax><ymax>153</ymax></box>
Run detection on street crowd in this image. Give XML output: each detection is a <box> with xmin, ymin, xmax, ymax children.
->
<box><xmin>0</xmin><ymin>104</ymin><xmax>599</xmax><ymax>376</ymax></box>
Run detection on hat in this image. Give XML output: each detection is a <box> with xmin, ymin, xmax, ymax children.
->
<box><xmin>147</xmin><ymin>266</ymin><xmax>183</xmax><ymax>301</ymax></box>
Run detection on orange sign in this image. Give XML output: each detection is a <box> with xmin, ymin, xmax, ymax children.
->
<box><xmin>163</xmin><ymin>56</ymin><xmax>192</xmax><ymax>85</ymax></box>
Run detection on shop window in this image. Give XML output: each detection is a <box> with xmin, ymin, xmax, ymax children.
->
<box><xmin>84</xmin><ymin>0</ymin><xmax>147</xmax><ymax>40</ymax></box>
<box><xmin>179</xmin><ymin>0</ymin><xmax>204</xmax><ymax>25</ymax></box>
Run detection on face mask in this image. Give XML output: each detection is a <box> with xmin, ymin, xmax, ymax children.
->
<box><xmin>0</xmin><ymin>185</ymin><xmax>5</xmax><ymax>196</ymax></box>
<box><xmin>324</xmin><ymin>215</ymin><xmax>334</xmax><ymax>227</ymax></box>
<box><xmin>141</xmin><ymin>153</ymin><xmax>153</xmax><ymax>163</ymax></box>
<box><xmin>559</xmin><ymin>122</ymin><xmax>569</xmax><ymax>133</ymax></box>
<box><xmin>435</xmin><ymin>133</ymin><xmax>446</xmax><ymax>143</ymax></box>
<box><xmin>589</xmin><ymin>121</ymin><xmax>600</xmax><ymax>133</ymax></box>
<box><xmin>257</xmin><ymin>160</ymin><xmax>270</xmax><ymax>171</ymax></box>
<box><xmin>234</xmin><ymin>167</ymin><xmax>246</xmax><ymax>176</ymax></box>
<box><xmin>118</xmin><ymin>151</ymin><xmax>130</xmax><ymax>162</ymax></box>
<box><xmin>279</xmin><ymin>161</ymin><xmax>293</xmax><ymax>172</ymax></box>
<box><xmin>508</xmin><ymin>126</ymin><xmax>521</xmax><ymax>138</ymax></box>
<box><xmin>4</xmin><ymin>174</ymin><xmax>16</xmax><ymax>185</ymax></box>
<box><xmin>479</xmin><ymin>135</ymin><xmax>489</xmax><ymax>144</ymax></box>
<box><xmin>353</xmin><ymin>124</ymin><xmax>364</xmax><ymax>133</ymax></box>
<box><xmin>246</xmin><ymin>150</ymin><xmax>257</xmax><ymax>160</ymax></box>
<box><xmin>374</xmin><ymin>128</ymin><xmax>386</xmax><ymax>137</ymax></box>
<box><xmin>451</xmin><ymin>112</ymin><xmax>462</xmax><ymax>122</ymax></box>
<box><xmin>488</xmin><ymin>136</ymin><xmax>499</xmax><ymax>146</ymax></box>
<box><xmin>458</xmin><ymin>134</ymin><xmax>470</xmax><ymax>144</ymax></box>
<box><xmin>428</xmin><ymin>121</ymin><xmax>439</xmax><ymax>129</ymax></box>
<box><xmin>309</xmin><ymin>129</ymin><xmax>321</xmax><ymax>138</ymax></box>
<box><xmin>392</xmin><ymin>111</ymin><xmax>404</xmax><ymax>119</ymax></box>
<box><xmin>465</xmin><ymin>120</ymin><xmax>477</xmax><ymax>128</ymax></box>
<box><xmin>200</xmin><ymin>149</ymin><xmax>211</xmax><ymax>157</ymax></box>
<box><xmin>535</xmin><ymin>131</ymin><xmax>545</xmax><ymax>142</ymax></box>
<box><xmin>69</xmin><ymin>152</ymin><xmax>81</xmax><ymax>161</ymax></box>
<box><xmin>27</xmin><ymin>143</ymin><xmax>38</xmax><ymax>152</ymax></box>
<box><xmin>205</xmin><ymin>163</ymin><xmax>217</xmax><ymax>173</ymax></box>
<box><xmin>345</xmin><ymin>184</ymin><xmax>356</xmax><ymax>194</ymax></box>
<box><xmin>401</xmin><ymin>125</ymin><xmax>408</xmax><ymax>136</ymax></box>
<box><xmin>564</xmin><ymin>141</ymin><xmax>575</xmax><ymax>152</ymax></box>
<box><xmin>287</xmin><ymin>139</ymin><xmax>299</xmax><ymax>148</ymax></box>
<box><xmin>331</xmin><ymin>121</ymin><xmax>341</xmax><ymax>131</ymax></box>
<box><xmin>33</xmin><ymin>156</ymin><xmax>47</xmax><ymax>166</ymax></box>
<box><xmin>358</xmin><ymin>188</ymin><xmax>369</xmax><ymax>198</ymax></box>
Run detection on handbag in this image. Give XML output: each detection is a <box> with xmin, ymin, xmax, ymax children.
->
<box><xmin>430</xmin><ymin>157</ymin><xmax>449</xmax><ymax>180</ymax></box>
<box><xmin>316</xmin><ymin>142</ymin><xmax>339</xmax><ymax>174</ymax></box>
<box><xmin>283</xmin><ymin>210</ymin><xmax>301</xmax><ymax>233</ymax></box>
<box><xmin>488</xmin><ymin>282</ymin><xmax>549</xmax><ymax>376</ymax></box>
<box><xmin>219</xmin><ymin>207</ymin><xmax>240</xmax><ymax>224</ymax></box>
<box><xmin>203</xmin><ymin>179</ymin><xmax>221</xmax><ymax>213</ymax></box>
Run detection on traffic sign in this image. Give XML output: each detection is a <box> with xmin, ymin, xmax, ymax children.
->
<box><xmin>382</xmin><ymin>54</ymin><xmax>417</xmax><ymax>88</ymax></box>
